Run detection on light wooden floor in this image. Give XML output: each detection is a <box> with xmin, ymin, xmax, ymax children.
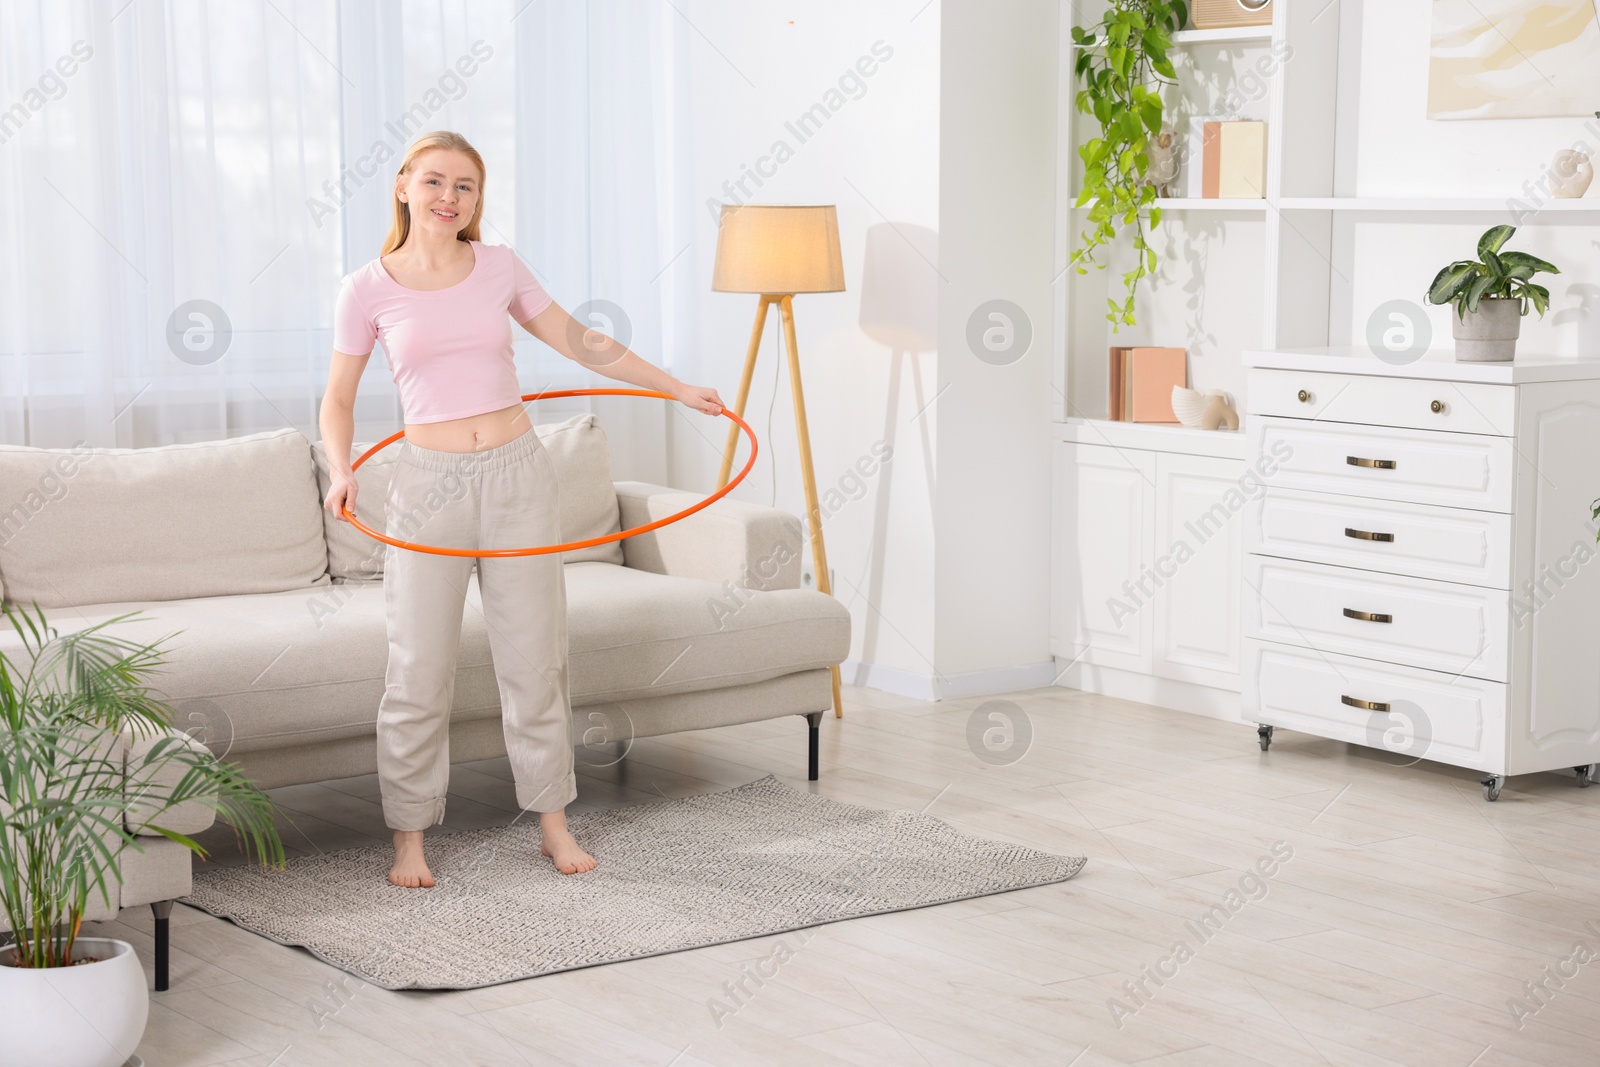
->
<box><xmin>91</xmin><ymin>683</ymin><xmax>1600</xmax><ymax>1067</ymax></box>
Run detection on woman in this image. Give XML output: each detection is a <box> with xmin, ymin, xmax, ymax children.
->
<box><xmin>319</xmin><ymin>130</ymin><xmax>723</xmax><ymax>888</ymax></box>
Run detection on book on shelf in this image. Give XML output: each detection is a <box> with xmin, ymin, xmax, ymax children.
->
<box><xmin>1218</xmin><ymin>121</ymin><xmax>1266</xmax><ymax>198</ymax></box>
<box><xmin>1108</xmin><ymin>347</ymin><xmax>1187</xmax><ymax>423</ymax></box>
<box><xmin>1186</xmin><ymin>117</ymin><xmax>1266</xmax><ymax>199</ymax></box>
<box><xmin>1185</xmin><ymin>115</ymin><xmax>1229</xmax><ymax>198</ymax></box>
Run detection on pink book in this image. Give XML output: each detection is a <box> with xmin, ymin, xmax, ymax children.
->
<box><xmin>1108</xmin><ymin>346</ymin><xmax>1130</xmax><ymax>420</ymax></box>
<box><xmin>1127</xmin><ymin>348</ymin><xmax>1187</xmax><ymax>423</ymax></box>
<box><xmin>1201</xmin><ymin>122</ymin><xmax>1222</xmax><ymax>199</ymax></box>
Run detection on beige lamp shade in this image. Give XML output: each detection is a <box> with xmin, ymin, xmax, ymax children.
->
<box><xmin>711</xmin><ymin>204</ymin><xmax>846</xmax><ymax>295</ymax></box>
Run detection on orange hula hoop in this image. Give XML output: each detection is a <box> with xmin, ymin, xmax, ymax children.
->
<box><xmin>341</xmin><ymin>388</ymin><xmax>757</xmax><ymax>557</ymax></box>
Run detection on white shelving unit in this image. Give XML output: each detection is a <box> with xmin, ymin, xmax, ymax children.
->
<box><xmin>1051</xmin><ymin>2</ymin><xmax>1600</xmax><ymax>450</ymax></box>
<box><xmin>1054</xmin><ymin>6</ymin><xmax>1287</xmax><ymax>444</ymax></box>
<box><xmin>1048</xmin><ymin>0</ymin><xmax>1600</xmax><ymax>718</ymax></box>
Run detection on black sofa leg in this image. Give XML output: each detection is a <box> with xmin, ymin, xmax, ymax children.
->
<box><xmin>805</xmin><ymin>711</ymin><xmax>822</xmax><ymax>781</ymax></box>
<box><xmin>151</xmin><ymin>900</ymin><xmax>173</xmax><ymax>991</ymax></box>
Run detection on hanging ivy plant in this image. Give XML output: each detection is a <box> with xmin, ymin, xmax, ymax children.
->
<box><xmin>1070</xmin><ymin>1</ymin><xmax>1187</xmax><ymax>328</ymax></box>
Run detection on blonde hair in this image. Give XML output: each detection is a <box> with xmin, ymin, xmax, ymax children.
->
<box><xmin>381</xmin><ymin>131</ymin><xmax>487</xmax><ymax>256</ymax></box>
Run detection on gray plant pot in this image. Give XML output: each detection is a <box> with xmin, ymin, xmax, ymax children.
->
<box><xmin>1452</xmin><ymin>297</ymin><xmax>1522</xmax><ymax>362</ymax></box>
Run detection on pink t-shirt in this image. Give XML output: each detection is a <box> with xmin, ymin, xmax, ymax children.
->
<box><xmin>332</xmin><ymin>239</ymin><xmax>555</xmax><ymax>424</ymax></box>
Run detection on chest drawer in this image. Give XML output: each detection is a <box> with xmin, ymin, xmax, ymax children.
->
<box><xmin>1247</xmin><ymin>487</ymin><xmax>1512</xmax><ymax>588</ymax></box>
<box><xmin>1243</xmin><ymin>640</ymin><xmax>1506</xmax><ymax>771</ymax></box>
<box><xmin>1248</xmin><ymin>368</ymin><xmax>1515</xmax><ymax>436</ymax></box>
<box><xmin>1244</xmin><ymin>556</ymin><xmax>1509</xmax><ymax>682</ymax></box>
<box><xmin>1252</xmin><ymin>417</ymin><xmax>1514</xmax><ymax>512</ymax></box>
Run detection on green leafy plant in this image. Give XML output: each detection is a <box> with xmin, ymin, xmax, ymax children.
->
<box><xmin>1070</xmin><ymin>0</ymin><xmax>1188</xmax><ymax>328</ymax></box>
<box><xmin>0</xmin><ymin>601</ymin><xmax>283</xmax><ymax>969</ymax></box>
<box><xmin>1425</xmin><ymin>224</ymin><xmax>1558</xmax><ymax>320</ymax></box>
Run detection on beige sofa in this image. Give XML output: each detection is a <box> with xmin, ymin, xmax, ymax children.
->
<box><xmin>0</xmin><ymin>414</ymin><xmax>850</xmax><ymax>988</ymax></box>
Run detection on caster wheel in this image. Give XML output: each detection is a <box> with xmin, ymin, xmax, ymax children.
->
<box><xmin>1257</xmin><ymin>724</ymin><xmax>1274</xmax><ymax>752</ymax></box>
<box><xmin>1577</xmin><ymin>765</ymin><xmax>1596</xmax><ymax>788</ymax></box>
<box><xmin>1481</xmin><ymin>774</ymin><xmax>1504</xmax><ymax>802</ymax></box>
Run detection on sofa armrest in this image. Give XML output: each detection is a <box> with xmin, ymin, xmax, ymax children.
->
<box><xmin>122</xmin><ymin>725</ymin><xmax>220</xmax><ymax>838</ymax></box>
<box><xmin>614</xmin><ymin>481</ymin><xmax>804</xmax><ymax>591</ymax></box>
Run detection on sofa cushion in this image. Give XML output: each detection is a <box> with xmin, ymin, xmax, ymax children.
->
<box><xmin>310</xmin><ymin>438</ymin><xmax>399</xmax><ymax>582</ymax></box>
<box><xmin>312</xmin><ymin>413</ymin><xmax>625</xmax><ymax>578</ymax></box>
<box><xmin>538</xmin><ymin>414</ymin><xmax>626</xmax><ymax>566</ymax></box>
<box><xmin>0</xmin><ymin>562</ymin><xmax>850</xmax><ymax>756</ymax></box>
<box><xmin>0</xmin><ymin>429</ymin><xmax>329</xmax><ymax>610</ymax></box>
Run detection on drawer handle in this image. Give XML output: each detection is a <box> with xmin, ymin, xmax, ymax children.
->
<box><xmin>1346</xmin><ymin>456</ymin><xmax>1396</xmax><ymax>470</ymax></box>
<box><xmin>1342</xmin><ymin>608</ymin><xmax>1393</xmax><ymax>624</ymax></box>
<box><xmin>1344</xmin><ymin>527</ymin><xmax>1395</xmax><ymax>543</ymax></box>
<box><xmin>1341</xmin><ymin>695</ymin><xmax>1390</xmax><ymax>713</ymax></box>
<box><xmin>1431</xmin><ymin>400</ymin><xmax>1444</xmax><ymax>414</ymax></box>
<box><xmin>1297</xmin><ymin>389</ymin><xmax>1312</xmax><ymax>404</ymax></box>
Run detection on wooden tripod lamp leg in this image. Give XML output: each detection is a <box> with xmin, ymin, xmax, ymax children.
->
<box><xmin>778</xmin><ymin>295</ymin><xmax>844</xmax><ymax>719</ymax></box>
<box><xmin>716</xmin><ymin>295</ymin><xmax>772</xmax><ymax>490</ymax></box>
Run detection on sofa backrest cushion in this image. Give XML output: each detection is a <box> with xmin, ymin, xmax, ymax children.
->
<box><xmin>312</xmin><ymin>413</ymin><xmax>624</xmax><ymax>579</ymax></box>
<box><xmin>0</xmin><ymin>429</ymin><xmax>330</xmax><ymax>609</ymax></box>
<box><xmin>311</xmin><ymin>437</ymin><xmax>398</xmax><ymax>583</ymax></box>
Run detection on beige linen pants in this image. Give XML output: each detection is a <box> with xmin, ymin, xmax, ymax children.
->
<box><xmin>376</xmin><ymin>424</ymin><xmax>577</xmax><ymax>831</ymax></box>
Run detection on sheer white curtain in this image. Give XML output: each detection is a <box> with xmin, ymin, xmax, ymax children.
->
<box><xmin>0</xmin><ymin>0</ymin><xmax>692</xmax><ymax>484</ymax></box>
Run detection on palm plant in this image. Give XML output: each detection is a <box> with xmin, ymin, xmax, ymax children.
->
<box><xmin>0</xmin><ymin>600</ymin><xmax>283</xmax><ymax>969</ymax></box>
<box><xmin>1425</xmin><ymin>224</ymin><xmax>1558</xmax><ymax>319</ymax></box>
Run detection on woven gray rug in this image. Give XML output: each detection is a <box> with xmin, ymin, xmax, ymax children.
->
<box><xmin>183</xmin><ymin>774</ymin><xmax>1087</xmax><ymax>990</ymax></box>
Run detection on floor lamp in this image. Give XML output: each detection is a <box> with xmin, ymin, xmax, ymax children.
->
<box><xmin>711</xmin><ymin>203</ymin><xmax>846</xmax><ymax>719</ymax></box>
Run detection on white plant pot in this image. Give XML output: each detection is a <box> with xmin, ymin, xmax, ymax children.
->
<box><xmin>1452</xmin><ymin>297</ymin><xmax>1522</xmax><ymax>362</ymax></box>
<box><xmin>0</xmin><ymin>938</ymin><xmax>148</xmax><ymax>1067</ymax></box>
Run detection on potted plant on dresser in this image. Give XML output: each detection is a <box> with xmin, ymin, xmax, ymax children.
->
<box><xmin>0</xmin><ymin>602</ymin><xmax>283</xmax><ymax>1067</ymax></box>
<box><xmin>1425</xmin><ymin>224</ymin><xmax>1559</xmax><ymax>362</ymax></box>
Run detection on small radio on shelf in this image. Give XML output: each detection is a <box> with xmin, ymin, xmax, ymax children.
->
<box><xmin>1191</xmin><ymin>0</ymin><xmax>1272</xmax><ymax>30</ymax></box>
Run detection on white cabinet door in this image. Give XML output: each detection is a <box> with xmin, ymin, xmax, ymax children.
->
<box><xmin>1053</xmin><ymin>442</ymin><xmax>1155</xmax><ymax>672</ymax></box>
<box><xmin>1508</xmin><ymin>387</ymin><xmax>1600</xmax><ymax>771</ymax></box>
<box><xmin>1154</xmin><ymin>453</ymin><xmax>1244</xmax><ymax>690</ymax></box>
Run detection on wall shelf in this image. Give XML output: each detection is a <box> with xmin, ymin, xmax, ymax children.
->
<box><xmin>1276</xmin><ymin>196</ymin><xmax>1600</xmax><ymax>215</ymax></box>
<box><xmin>1070</xmin><ymin>197</ymin><xmax>1267</xmax><ymax>212</ymax></box>
<box><xmin>1072</xmin><ymin>197</ymin><xmax>1600</xmax><ymax>216</ymax></box>
<box><xmin>1056</xmin><ymin>416</ymin><xmax>1247</xmax><ymax>460</ymax></box>
<box><xmin>1071</xmin><ymin>26</ymin><xmax>1272</xmax><ymax>50</ymax></box>
<box><xmin>1170</xmin><ymin>26</ymin><xmax>1273</xmax><ymax>46</ymax></box>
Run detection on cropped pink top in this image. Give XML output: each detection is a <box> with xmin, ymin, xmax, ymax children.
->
<box><xmin>332</xmin><ymin>239</ymin><xmax>555</xmax><ymax>424</ymax></box>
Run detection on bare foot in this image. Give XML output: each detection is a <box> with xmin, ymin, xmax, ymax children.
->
<box><xmin>389</xmin><ymin>829</ymin><xmax>435</xmax><ymax>888</ymax></box>
<box><xmin>538</xmin><ymin>811</ymin><xmax>596</xmax><ymax>874</ymax></box>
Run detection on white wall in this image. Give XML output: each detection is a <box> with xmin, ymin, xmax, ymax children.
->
<box><xmin>1338</xmin><ymin>0</ymin><xmax>1599</xmax><ymax>357</ymax></box>
<box><xmin>1351</xmin><ymin>0</ymin><xmax>1600</xmax><ymax>198</ymax></box>
<box><xmin>933</xmin><ymin>0</ymin><xmax>1059</xmax><ymax>693</ymax></box>
<box><xmin>669</xmin><ymin>0</ymin><xmax>1060</xmax><ymax>699</ymax></box>
<box><xmin>669</xmin><ymin>1</ymin><xmax>944</xmax><ymax>686</ymax></box>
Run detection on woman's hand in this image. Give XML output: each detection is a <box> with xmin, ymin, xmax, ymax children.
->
<box><xmin>673</xmin><ymin>382</ymin><xmax>725</xmax><ymax>416</ymax></box>
<box><xmin>324</xmin><ymin>472</ymin><xmax>359</xmax><ymax>523</ymax></box>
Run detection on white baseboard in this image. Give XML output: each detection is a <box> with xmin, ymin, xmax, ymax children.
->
<box><xmin>841</xmin><ymin>657</ymin><xmax>1061</xmax><ymax>702</ymax></box>
<box><xmin>1054</xmin><ymin>659</ymin><xmax>1248</xmax><ymax>723</ymax></box>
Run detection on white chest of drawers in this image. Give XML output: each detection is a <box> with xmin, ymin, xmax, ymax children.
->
<box><xmin>1240</xmin><ymin>349</ymin><xmax>1600</xmax><ymax>800</ymax></box>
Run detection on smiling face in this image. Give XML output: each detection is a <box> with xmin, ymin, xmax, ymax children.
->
<box><xmin>397</xmin><ymin>148</ymin><xmax>481</xmax><ymax>236</ymax></box>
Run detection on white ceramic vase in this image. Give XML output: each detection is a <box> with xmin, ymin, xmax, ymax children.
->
<box><xmin>1550</xmin><ymin>149</ymin><xmax>1594</xmax><ymax>198</ymax></box>
<box><xmin>1171</xmin><ymin>386</ymin><xmax>1240</xmax><ymax>430</ymax></box>
<box><xmin>1452</xmin><ymin>297</ymin><xmax>1522</xmax><ymax>362</ymax></box>
<box><xmin>0</xmin><ymin>938</ymin><xmax>149</xmax><ymax>1067</ymax></box>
